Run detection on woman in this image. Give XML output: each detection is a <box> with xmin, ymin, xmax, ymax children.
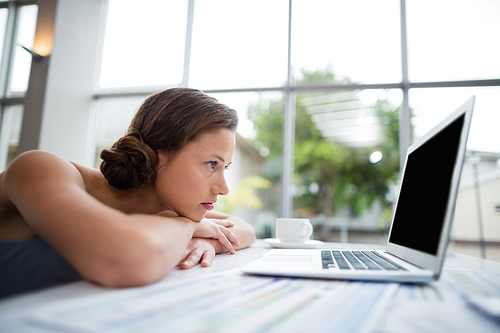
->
<box><xmin>0</xmin><ymin>88</ymin><xmax>256</xmax><ymax>297</ymax></box>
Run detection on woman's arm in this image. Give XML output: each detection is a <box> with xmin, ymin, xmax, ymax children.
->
<box><xmin>1</xmin><ymin>151</ymin><xmax>237</xmax><ymax>288</ymax></box>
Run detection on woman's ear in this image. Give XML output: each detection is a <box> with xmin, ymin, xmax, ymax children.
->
<box><xmin>156</xmin><ymin>150</ymin><xmax>169</xmax><ymax>170</ymax></box>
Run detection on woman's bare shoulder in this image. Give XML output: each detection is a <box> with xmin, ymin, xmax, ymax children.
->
<box><xmin>2</xmin><ymin>151</ymin><xmax>85</xmax><ymax>200</ymax></box>
<box><xmin>0</xmin><ymin>151</ymin><xmax>88</xmax><ymax>239</ymax></box>
<box><xmin>7</xmin><ymin>150</ymin><xmax>72</xmax><ymax>166</ymax></box>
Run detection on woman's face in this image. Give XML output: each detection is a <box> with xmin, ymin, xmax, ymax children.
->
<box><xmin>155</xmin><ymin>128</ymin><xmax>235</xmax><ymax>221</ymax></box>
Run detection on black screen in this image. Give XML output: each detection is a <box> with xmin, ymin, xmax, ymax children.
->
<box><xmin>388</xmin><ymin>114</ymin><xmax>465</xmax><ymax>255</ymax></box>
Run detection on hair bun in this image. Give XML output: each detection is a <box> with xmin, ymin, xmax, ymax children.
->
<box><xmin>100</xmin><ymin>130</ymin><xmax>159</xmax><ymax>190</ymax></box>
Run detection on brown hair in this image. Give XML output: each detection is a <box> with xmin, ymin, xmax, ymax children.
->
<box><xmin>100</xmin><ymin>88</ymin><xmax>238</xmax><ymax>190</ymax></box>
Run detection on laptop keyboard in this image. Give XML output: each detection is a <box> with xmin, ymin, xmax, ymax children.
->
<box><xmin>322</xmin><ymin>250</ymin><xmax>407</xmax><ymax>271</ymax></box>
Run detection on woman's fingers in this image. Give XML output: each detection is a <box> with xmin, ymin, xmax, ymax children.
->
<box><xmin>200</xmin><ymin>250</ymin><xmax>214</xmax><ymax>267</ymax></box>
<box><xmin>179</xmin><ymin>250</ymin><xmax>203</xmax><ymax>269</ymax></box>
<box><xmin>215</xmin><ymin>229</ymin><xmax>236</xmax><ymax>254</ymax></box>
<box><xmin>180</xmin><ymin>242</ymin><xmax>215</xmax><ymax>269</ymax></box>
<box><xmin>217</xmin><ymin>225</ymin><xmax>241</xmax><ymax>248</ymax></box>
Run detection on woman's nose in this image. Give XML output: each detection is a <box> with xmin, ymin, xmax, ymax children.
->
<box><xmin>212</xmin><ymin>174</ymin><xmax>229</xmax><ymax>196</ymax></box>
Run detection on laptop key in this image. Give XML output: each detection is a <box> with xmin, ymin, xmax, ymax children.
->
<box><xmin>321</xmin><ymin>251</ymin><xmax>335</xmax><ymax>269</ymax></box>
<box><xmin>352</xmin><ymin>251</ymin><xmax>382</xmax><ymax>270</ymax></box>
<box><xmin>321</xmin><ymin>250</ymin><xmax>332</xmax><ymax>259</ymax></box>
<box><xmin>332</xmin><ymin>251</ymin><xmax>351</xmax><ymax>269</ymax></box>
<box><xmin>362</xmin><ymin>251</ymin><xmax>399</xmax><ymax>270</ymax></box>
<box><xmin>342</xmin><ymin>251</ymin><xmax>366</xmax><ymax>270</ymax></box>
<box><xmin>368</xmin><ymin>251</ymin><xmax>407</xmax><ymax>271</ymax></box>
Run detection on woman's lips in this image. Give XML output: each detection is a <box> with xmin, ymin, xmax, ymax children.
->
<box><xmin>201</xmin><ymin>202</ymin><xmax>215</xmax><ymax>211</ymax></box>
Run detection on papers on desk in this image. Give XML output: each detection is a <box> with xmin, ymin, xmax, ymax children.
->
<box><xmin>445</xmin><ymin>269</ymin><xmax>500</xmax><ymax>319</ymax></box>
<box><xmin>27</xmin><ymin>270</ymin><xmax>397</xmax><ymax>333</ymax></box>
<box><xmin>23</xmin><ymin>268</ymin><xmax>500</xmax><ymax>333</ymax></box>
<box><xmin>376</xmin><ymin>270</ymin><xmax>500</xmax><ymax>333</ymax></box>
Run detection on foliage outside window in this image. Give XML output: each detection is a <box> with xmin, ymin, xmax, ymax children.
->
<box><xmin>246</xmin><ymin>69</ymin><xmax>402</xmax><ymax>235</ymax></box>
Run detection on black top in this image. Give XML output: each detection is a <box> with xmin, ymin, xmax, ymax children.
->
<box><xmin>0</xmin><ymin>237</ymin><xmax>82</xmax><ymax>298</ymax></box>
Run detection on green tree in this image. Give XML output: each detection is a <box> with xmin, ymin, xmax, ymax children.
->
<box><xmin>247</xmin><ymin>68</ymin><xmax>401</xmax><ymax>220</ymax></box>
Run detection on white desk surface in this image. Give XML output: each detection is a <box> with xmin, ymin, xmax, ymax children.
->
<box><xmin>1</xmin><ymin>240</ymin><xmax>500</xmax><ymax>332</ymax></box>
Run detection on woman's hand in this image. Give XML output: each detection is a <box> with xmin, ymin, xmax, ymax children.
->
<box><xmin>178</xmin><ymin>238</ymin><xmax>217</xmax><ymax>269</ymax></box>
<box><xmin>205</xmin><ymin>212</ymin><xmax>256</xmax><ymax>250</ymax></box>
<box><xmin>191</xmin><ymin>219</ymin><xmax>240</xmax><ymax>254</ymax></box>
<box><xmin>157</xmin><ymin>211</ymin><xmax>240</xmax><ymax>254</ymax></box>
<box><xmin>179</xmin><ymin>218</ymin><xmax>239</xmax><ymax>269</ymax></box>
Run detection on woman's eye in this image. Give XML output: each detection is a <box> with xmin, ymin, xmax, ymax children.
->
<box><xmin>206</xmin><ymin>161</ymin><xmax>217</xmax><ymax>169</ymax></box>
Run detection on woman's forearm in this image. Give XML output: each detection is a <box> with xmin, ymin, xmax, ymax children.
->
<box><xmin>82</xmin><ymin>214</ymin><xmax>195</xmax><ymax>287</ymax></box>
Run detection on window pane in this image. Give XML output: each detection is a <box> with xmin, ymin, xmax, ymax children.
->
<box><xmin>407</xmin><ymin>0</ymin><xmax>500</xmax><ymax>82</ymax></box>
<box><xmin>0</xmin><ymin>8</ymin><xmax>8</xmax><ymax>68</ymax></box>
<box><xmin>410</xmin><ymin>87</ymin><xmax>500</xmax><ymax>153</ymax></box>
<box><xmin>292</xmin><ymin>0</ymin><xmax>401</xmax><ymax>85</ymax></box>
<box><xmin>294</xmin><ymin>88</ymin><xmax>402</xmax><ymax>244</ymax></box>
<box><xmin>190</xmin><ymin>0</ymin><xmax>289</xmax><ymax>90</ymax></box>
<box><xmin>93</xmin><ymin>96</ymin><xmax>147</xmax><ymax>167</ymax></box>
<box><xmin>211</xmin><ymin>92</ymin><xmax>284</xmax><ymax>238</ymax></box>
<box><xmin>8</xmin><ymin>4</ymin><xmax>38</xmax><ymax>94</ymax></box>
<box><xmin>0</xmin><ymin>104</ymin><xmax>23</xmax><ymax>171</ymax></box>
<box><xmin>99</xmin><ymin>0</ymin><xmax>188</xmax><ymax>88</ymax></box>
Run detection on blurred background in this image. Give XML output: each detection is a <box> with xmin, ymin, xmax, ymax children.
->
<box><xmin>1</xmin><ymin>0</ymin><xmax>499</xmax><ymax>261</ymax></box>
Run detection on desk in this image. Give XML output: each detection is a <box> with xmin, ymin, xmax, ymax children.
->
<box><xmin>1</xmin><ymin>240</ymin><xmax>500</xmax><ymax>332</ymax></box>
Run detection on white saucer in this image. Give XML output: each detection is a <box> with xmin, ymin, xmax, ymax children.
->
<box><xmin>264</xmin><ymin>238</ymin><xmax>324</xmax><ymax>249</ymax></box>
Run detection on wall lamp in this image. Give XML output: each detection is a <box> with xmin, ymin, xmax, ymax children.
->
<box><xmin>20</xmin><ymin>44</ymin><xmax>50</xmax><ymax>59</ymax></box>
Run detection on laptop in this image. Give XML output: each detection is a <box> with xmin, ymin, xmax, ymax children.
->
<box><xmin>242</xmin><ymin>96</ymin><xmax>475</xmax><ymax>283</ymax></box>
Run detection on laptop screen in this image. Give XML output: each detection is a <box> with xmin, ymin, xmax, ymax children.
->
<box><xmin>388</xmin><ymin>114</ymin><xmax>465</xmax><ymax>255</ymax></box>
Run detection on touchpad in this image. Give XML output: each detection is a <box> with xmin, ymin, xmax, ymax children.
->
<box><xmin>263</xmin><ymin>254</ymin><xmax>313</xmax><ymax>262</ymax></box>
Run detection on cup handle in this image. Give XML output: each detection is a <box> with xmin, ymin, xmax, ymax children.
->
<box><xmin>302</xmin><ymin>222</ymin><xmax>313</xmax><ymax>239</ymax></box>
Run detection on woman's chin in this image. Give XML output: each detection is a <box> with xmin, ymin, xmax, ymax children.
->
<box><xmin>185</xmin><ymin>211</ymin><xmax>207</xmax><ymax>222</ymax></box>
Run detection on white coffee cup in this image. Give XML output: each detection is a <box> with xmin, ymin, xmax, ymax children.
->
<box><xmin>275</xmin><ymin>218</ymin><xmax>313</xmax><ymax>243</ymax></box>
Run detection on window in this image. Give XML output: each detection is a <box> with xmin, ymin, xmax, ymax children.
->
<box><xmin>99</xmin><ymin>0</ymin><xmax>188</xmax><ymax>89</ymax></box>
<box><xmin>189</xmin><ymin>0</ymin><xmax>289</xmax><ymax>89</ymax></box>
<box><xmin>0</xmin><ymin>104</ymin><xmax>22</xmax><ymax>169</ymax></box>
<box><xmin>93</xmin><ymin>95</ymin><xmax>148</xmax><ymax>165</ymax></box>
<box><xmin>410</xmin><ymin>87</ymin><xmax>500</xmax><ymax>153</ymax></box>
<box><xmin>0</xmin><ymin>1</ymin><xmax>38</xmax><ymax>171</ymax></box>
<box><xmin>406</xmin><ymin>0</ymin><xmax>500</xmax><ymax>82</ymax></box>
<box><xmin>0</xmin><ymin>8</ymin><xmax>8</xmax><ymax>65</ymax></box>
<box><xmin>8</xmin><ymin>4</ymin><xmax>37</xmax><ymax>94</ymax></box>
<box><xmin>292</xmin><ymin>0</ymin><xmax>401</xmax><ymax>84</ymax></box>
<box><xmin>292</xmin><ymin>89</ymin><xmax>402</xmax><ymax>233</ymax></box>
<box><xmin>94</xmin><ymin>0</ymin><xmax>500</xmax><ymax>245</ymax></box>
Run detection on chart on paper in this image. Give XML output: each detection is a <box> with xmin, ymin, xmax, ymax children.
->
<box><xmin>29</xmin><ymin>270</ymin><xmax>398</xmax><ymax>333</ymax></box>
